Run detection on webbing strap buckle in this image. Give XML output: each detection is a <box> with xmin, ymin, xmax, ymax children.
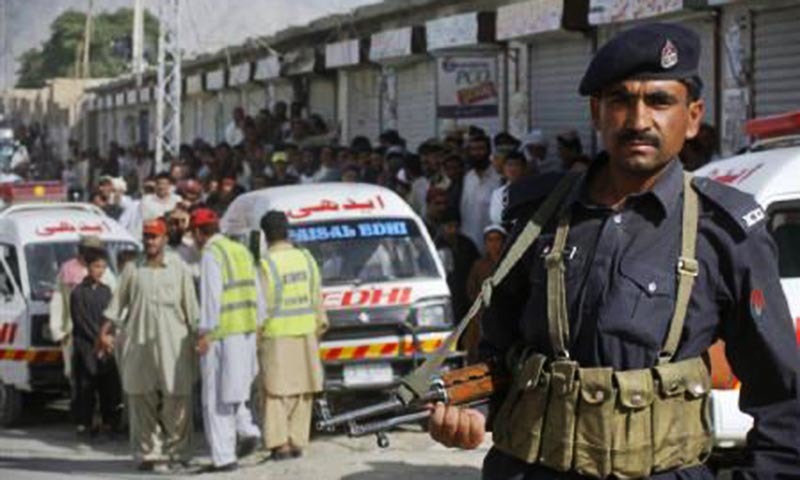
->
<box><xmin>545</xmin><ymin>251</ymin><xmax>563</xmax><ymax>269</ymax></box>
<box><xmin>481</xmin><ymin>279</ymin><xmax>494</xmax><ymax>307</ymax></box>
<box><xmin>677</xmin><ymin>258</ymin><xmax>699</xmax><ymax>277</ymax></box>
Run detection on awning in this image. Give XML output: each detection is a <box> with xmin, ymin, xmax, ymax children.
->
<box><xmin>325</xmin><ymin>39</ymin><xmax>368</xmax><ymax>68</ymax></box>
<box><xmin>426</xmin><ymin>11</ymin><xmax>496</xmax><ymax>51</ymax></box>
<box><xmin>588</xmin><ymin>0</ymin><xmax>708</xmax><ymax>25</ymax></box>
<box><xmin>497</xmin><ymin>0</ymin><xmax>588</xmax><ymax>40</ymax></box>
<box><xmin>369</xmin><ymin>26</ymin><xmax>426</xmax><ymax>62</ymax></box>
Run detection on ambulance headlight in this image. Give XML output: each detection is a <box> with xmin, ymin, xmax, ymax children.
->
<box><xmin>413</xmin><ymin>300</ymin><xmax>453</xmax><ymax>328</ymax></box>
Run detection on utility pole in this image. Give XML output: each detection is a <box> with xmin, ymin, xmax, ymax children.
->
<box><xmin>0</xmin><ymin>0</ymin><xmax>7</xmax><ymax>90</ymax></box>
<box><xmin>155</xmin><ymin>0</ymin><xmax>181</xmax><ymax>172</ymax></box>
<box><xmin>82</xmin><ymin>0</ymin><xmax>94</xmax><ymax>78</ymax></box>
<box><xmin>132</xmin><ymin>0</ymin><xmax>145</xmax><ymax>87</ymax></box>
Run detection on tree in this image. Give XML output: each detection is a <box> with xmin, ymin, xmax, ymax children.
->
<box><xmin>16</xmin><ymin>8</ymin><xmax>159</xmax><ymax>88</ymax></box>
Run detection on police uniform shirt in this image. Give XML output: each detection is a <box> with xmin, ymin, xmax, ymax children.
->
<box><xmin>481</xmin><ymin>155</ymin><xmax>800</xmax><ymax>479</ymax></box>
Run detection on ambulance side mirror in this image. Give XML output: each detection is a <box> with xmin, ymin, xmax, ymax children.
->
<box><xmin>0</xmin><ymin>271</ymin><xmax>13</xmax><ymax>302</ymax></box>
<box><xmin>0</xmin><ymin>246</ymin><xmax>17</xmax><ymax>302</ymax></box>
<box><xmin>437</xmin><ymin>248</ymin><xmax>454</xmax><ymax>274</ymax></box>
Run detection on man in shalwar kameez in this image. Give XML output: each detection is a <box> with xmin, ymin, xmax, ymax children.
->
<box><xmin>102</xmin><ymin>218</ymin><xmax>199</xmax><ymax>472</ymax></box>
<box><xmin>191</xmin><ymin>208</ymin><xmax>263</xmax><ymax>473</ymax></box>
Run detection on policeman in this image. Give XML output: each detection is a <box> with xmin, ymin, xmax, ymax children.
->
<box><xmin>429</xmin><ymin>23</ymin><xmax>800</xmax><ymax>479</ymax></box>
<box><xmin>257</xmin><ymin>210</ymin><xmax>327</xmax><ymax>460</ymax></box>
<box><xmin>192</xmin><ymin>208</ymin><xmax>262</xmax><ymax>473</ymax></box>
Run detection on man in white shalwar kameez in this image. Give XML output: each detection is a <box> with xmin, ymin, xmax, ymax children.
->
<box><xmin>191</xmin><ymin>208</ymin><xmax>263</xmax><ymax>473</ymax></box>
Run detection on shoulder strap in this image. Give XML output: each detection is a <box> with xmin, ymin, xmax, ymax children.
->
<box><xmin>397</xmin><ymin>170</ymin><xmax>582</xmax><ymax>403</ymax></box>
<box><xmin>659</xmin><ymin>172</ymin><xmax>700</xmax><ymax>364</ymax></box>
<box><xmin>545</xmin><ymin>211</ymin><xmax>572</xmax><ymax>358</ymax></box>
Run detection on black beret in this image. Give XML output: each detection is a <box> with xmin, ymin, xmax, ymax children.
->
<box><xmin>579</xmin><ymin>23</ymin><xmax>702</xmax><ymax>96</ymax></box>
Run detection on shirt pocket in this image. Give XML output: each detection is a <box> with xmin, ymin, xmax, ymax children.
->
<box><xmin>157</xmin><ymin>281</ymin><xmax>179</xmax><ymax>307</ymax></box>
<box><xmin>602</xmin><ymin>259</ymin><xmax>676</xmax><ymax>349</ymax></box>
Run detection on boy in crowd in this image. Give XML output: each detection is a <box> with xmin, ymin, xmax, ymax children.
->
<box><xmin>69</xmin><ymin>249</ymin><xmax>121</xmax><ymax>439</ymax></box>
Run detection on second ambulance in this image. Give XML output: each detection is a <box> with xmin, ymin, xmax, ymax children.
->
<box><xmin>696</xmin><ymin>111</ymin><xmax>800</xmax><ymax>452</ymax></box>
<box><xmin>221</xmin><ymin>183</ymin><xmax>463</xmax><ymax>395</ymax></box>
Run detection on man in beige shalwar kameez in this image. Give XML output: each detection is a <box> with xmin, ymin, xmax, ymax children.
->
<box><xmin>102</xmin><ymin>218</ymin><xmax>199</xmax><ymax>472</ymax></box>
<box><xmin>257</xmin><ymin>211</ymin><xmax>327</xmax><ymax>460</ymax></box>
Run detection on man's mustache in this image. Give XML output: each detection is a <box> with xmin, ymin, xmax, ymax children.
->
<box><xmin>617</xmin><ymin>130</ymin><xmax>661</xmax><ymax>148</ymax></box>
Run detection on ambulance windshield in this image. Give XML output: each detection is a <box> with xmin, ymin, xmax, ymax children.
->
<box><xmin>24</xmin><ymin>241</ymin><xmax>138</xmax><ymax>301</ymax></box>
<box><xmin>770</xmin><ymin>209</ymin><xmax>800</xmax><ymax>278</ymax></box>
<box><xmin>288</xmin><ymin>218</ymin><xmax>440</xmax><ymax>285</ymax></box>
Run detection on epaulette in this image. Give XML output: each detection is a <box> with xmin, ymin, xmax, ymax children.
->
<box><xmin>692</xmin><ymin>176</ymin><xmax>765</xmax><ymax>236</ymax></box>
<box><xmin>504</xmin><ymin>171</ymin><xmax>567</xmax><ymax>222</ymax></box>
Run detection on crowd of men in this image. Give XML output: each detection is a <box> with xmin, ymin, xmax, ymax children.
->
<box><xmin>50</xmin><ymin>207</ymin><xmax>325</xmax><ymax>474</ymax></box>
<box><xmin>41</xmin><ymin>98</ymin><xmax>717</xmax><ymax>323</ymax></box>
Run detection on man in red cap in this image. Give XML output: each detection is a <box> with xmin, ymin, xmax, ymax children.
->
<box><xmin>190</xmin><ymin>208</ymin><xmax>263</xmax><ymax>472</ymax></box>
<box><xmin>102</xmin><ymin>217</ymin><xmax>199</xmax><ymax>472</ymax></box>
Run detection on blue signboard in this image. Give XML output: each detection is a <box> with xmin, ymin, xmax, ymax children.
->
<box><xmin>289</xmin><ymin>220</ymin><xmax>410</xmax><ymax>243</ymax></box>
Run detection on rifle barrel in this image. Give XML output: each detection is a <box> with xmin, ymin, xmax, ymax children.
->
<box><xmin>348</xmin><ymin>409</ymin><xmax>431</xmax><ymax>437</ymax></box>
<box><xmin>347</xmin><ymin>398</ymin><xmax>491</xmax><ymax>438</ymax></box>
<box><xmin>315</xmin><ymin>397</ymin><xmax>404</xmax><ymax>430</ymax></box>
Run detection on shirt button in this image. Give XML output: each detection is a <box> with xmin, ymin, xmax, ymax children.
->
<box><xmin>613</xmin><ymin>214</ymin><xmax>622</xmax><ymax>224</ymax></box>
<box><xmin>648</xmin><ymin>282</ymin><xmax>657</xmax><ymax>293</ymax></box>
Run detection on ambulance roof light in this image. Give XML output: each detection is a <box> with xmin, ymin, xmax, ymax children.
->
<box><xmin>0</xmin><ymin>202</ymin><xmax>104</xmax><ymax>219</ymax></box>
<box><xmin>745</xmin><ymin>110</ymin><xmax>800</xmax><ymax>140</ymax></box>
<box><xmin>0</xmin><ymin>181</ymin><xmax>67</xmax><ymax>205</ymax></box>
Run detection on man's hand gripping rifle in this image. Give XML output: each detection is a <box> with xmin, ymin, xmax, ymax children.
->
<box><xmin>315</xmin><ymin>359</ymin><xmax>507</xmax><ymax>448</ymax></box>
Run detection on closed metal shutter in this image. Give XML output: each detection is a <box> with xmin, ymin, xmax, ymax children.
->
<box><xmin>243</xmin><ymin>85</ymin><xmax>267</xmax><ymax>115</ymax></box>
<box><xmin>220</xmin><ymin>90</ymin><xmax>241</xmax><ymax>120</ymax></box>
<box><xmin>201</xmin><ymin>96</ymin><xmax>217</xmax><ymax>143</ymax></box>
<box><xmin>529</xmin><ymin>31</ymin><xmax>593</xmax><ymax>171</ymax></box>
<box><xmin>753</xmin><ymin>5</ymin><xmax>800</xmax><ymax>116</ymax></box>
<box><xmin>397</xmin><ymin>59</ymin><xmax>436</xmax><ymax>150</ymax></box>
<box><xmin>347</xmin><ymin>66</ymin><xmax>382</xmax><ymax>142</ymax></box>
<box><xmin>681</xmin><ymin>16</ymin><xmax>716</xmax><ymax>124</ymax></box>
<box><xmin>309</xmin><ymin>76</ymin><xmax>337</xmax><ymax>127</ymax></box>
<box><xmin>270</xmin><ymin>79</ymin><xmax>294</xmax><ymax>106</ymax></box>
<box><xmin>182</xmin><ymin>97</ymin><xmax>200</xmax><ymax>143</ymax></box>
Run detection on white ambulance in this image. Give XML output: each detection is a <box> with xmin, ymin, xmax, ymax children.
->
<box><xmin>696</xmin><ymin>111</ymin><xmax>800</xmax><ymax>450</ymax></box>
<box><xmin>222</xmin><ymin>183</ymin><xmax>463</xmax><ymax>392</ymax></box>
<box><xmin>0</xmin><ymin>190</ymin><xmax>139</xmax><ymax>425</ymax></box>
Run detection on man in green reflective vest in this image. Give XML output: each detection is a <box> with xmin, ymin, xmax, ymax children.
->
<box><xmin>258</xmin><ymin>210</ymin><xmax>327</xmax><ymax>461</ymax></box>
<box><xmin>192</xmin><ymin>208</ymin><xmax>263</xmax><ymax>473</ymax></box>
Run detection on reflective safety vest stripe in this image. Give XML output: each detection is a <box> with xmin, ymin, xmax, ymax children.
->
<box><xmin>260</xmin><ymin>247</ymin><xmax>318</xmax><ymax>337</ymax></box>
<box><xmin>208</xmin><ymin>236</ymin><xmax>259</xmax><ymax>339</ymax></box>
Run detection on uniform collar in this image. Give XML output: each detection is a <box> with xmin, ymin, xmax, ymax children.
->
<box><xmin>142</xmin><ymin>250</ymin><xmax>177</xmax><ymax>268</ymax></box>
<box><xmin>268</xmin><ymin>240</ymin><xmax>293</xmax><ymax>251</ymax></box>
<box><xmin>206</xmin><ymin>233</ymin><xmax>225</xmax><ymax>249</ymax></box>
<box><xmin>569</xmin><ymin>153</ymin><xmax>683</xmax><ymax>219</ymax></box>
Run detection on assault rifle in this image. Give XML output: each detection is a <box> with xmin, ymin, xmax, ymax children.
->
<box><xmin>315</xmin><ymin>361</ymin><xmax>507</xmax><ymax>448</ymax></box>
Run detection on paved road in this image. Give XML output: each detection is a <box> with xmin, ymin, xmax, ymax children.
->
<box><xmin>0</xmin><ymin>403</ymin><xmax>737</xmax><ymax>480</ymax></box>
<box><xmin>0</xmin><ymin>403</ymin><xmax>485</xmax><ymax>480</ymax></box>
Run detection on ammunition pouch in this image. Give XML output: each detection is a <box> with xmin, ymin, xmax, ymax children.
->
<box><xmin>493</xmin><ymin>355</ymin><xmax>712</xmax><ymax>479</ymax></box>
<box><xmin>492</xmin><ymin>352</ymin><xmax>549</xmax><ymax>462</ymax></box>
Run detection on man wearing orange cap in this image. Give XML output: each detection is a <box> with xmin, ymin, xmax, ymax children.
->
<box><xmin>102</xmin><ymin>217</ymin><xmax>200</xmax><ymax>472</ymax></box>
<box><xmin>190</xmin><ymin>208</ymin><xmax>263</xmax><ymax>473</ymax></box>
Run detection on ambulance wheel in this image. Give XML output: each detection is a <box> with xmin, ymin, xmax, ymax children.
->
<box><xmin>0</xmin><ymin>382</ymin><xmax>22</xmax><ymax>427</ymax></box>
